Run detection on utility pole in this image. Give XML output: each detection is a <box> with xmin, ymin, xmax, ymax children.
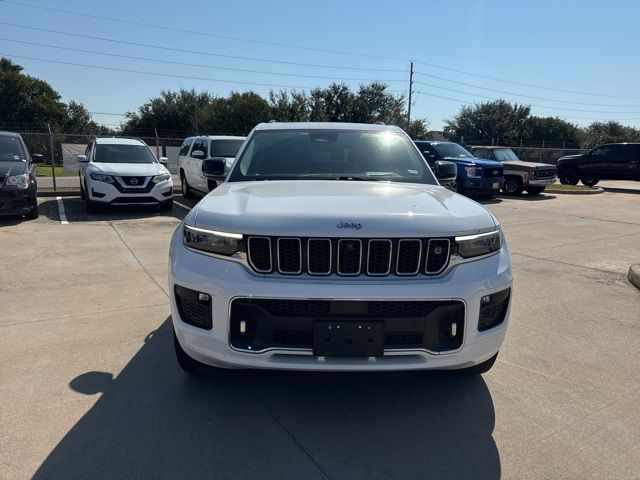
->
<box><xmin>406</xmin><ymin>61</ymin><xmax>414</xmax><ymax>128</ymax></box>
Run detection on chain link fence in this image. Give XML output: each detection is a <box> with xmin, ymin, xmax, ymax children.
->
<box><xmin>16</xmin><ymin>131</ymin><xmax>184</xmax><ymax>193</ymax></box>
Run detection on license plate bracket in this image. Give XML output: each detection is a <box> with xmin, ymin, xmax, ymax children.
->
<box><xmin>492</xmin><ymin>182</ymin><xmax>500</xmax><ymax>189</ymax></box>
<box><xmin>313</xmin><ymin>321</ymin><xmax>385</xmax><ymax>357</ymax></box>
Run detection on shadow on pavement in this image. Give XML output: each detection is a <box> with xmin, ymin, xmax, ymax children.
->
<box><xmin>34</xmin><ymin>319</ymin><xmax>500</xmax><ymax>480</ymax></box>
<box><xmin>496</xmin><ymin>193</ymin><xmax>557</xmax><ymax>202</ymax></box>
<box><xmin>38</xmin><ymin>197</ymin><xmax>185</xmax><ymax>223</ymax></box>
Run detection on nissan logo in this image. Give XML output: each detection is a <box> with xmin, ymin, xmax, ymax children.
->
<box><xmin>130</xmin><ymin>178</ymin><xmax>139</xmax><ymax>185</ymax></box>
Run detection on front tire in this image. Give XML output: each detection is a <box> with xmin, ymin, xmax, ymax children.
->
<box><xmin>85</xmin><ymin>184</ymin><xmax>99</xmax><ymax>214</ymax></box>
<box><xmin>173</xmin><ymin>329</ymin><xmax>227</xmax><ymax>376</ymax></box>
<box><xmin>581</xmin><ymin>177</ymin><xmax>600</xmax><ymax>187</ymax></box>
<box><xmin>458</xmin><ymin>353</ymin><xmax>498</xmax><ymax>376</ymax></box>
<box><xmin>526</xmin><ymin>186</ymin><xmax>546</xmax><ymax>195</ymax></box>
<box><xmin>25</xmin><ymin>194</ymin><xmax>39</xmax><ymax>220</ymax></box>
<box><xmin>160</xmin><ymin>199</ymin><xmax>173</xmax><ymax>211</ymax></box>
<box><xmin>180</xmin><ymin>172</ymin><xmax>194</xmax><ymax>199</ymax></box>
<box><xmin>559</xmin><ymin>169</ymin><xmax>579</xmax><ymax>185</ymax></box>
<box><xmin>502</xmin><ymin>177</ymin><xmax>524</xmax><ymax>196</ymax></box>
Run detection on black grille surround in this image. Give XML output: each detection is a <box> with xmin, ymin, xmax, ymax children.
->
<box><xmin>113</xmin><ymin>176</ymin><xmax>154</xmax><ymax>193</ymax></box>
<box><xmin>247</xmin><ymin>236</ymin><xmax>452</xmax><ymax>277</ymax></box>
<box><xmin>483</xmin><ymin>167</ymin><xmax>504</xmax><ymax>178</ymax></box>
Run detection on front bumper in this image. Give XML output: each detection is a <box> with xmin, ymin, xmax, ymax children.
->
<box><xmin>88</xmin><ymin>178</ymin><xmax>173</xmax><ymax>205</ymax></box>
<box><xmin>169</xmin><ymin>226</ymin><xmax>513</xmax><ymax>372</ymax></box>
<box><xmin>0</xmin><ymin>188</ymin><xmax>35</xmax><ymax>216</ymax></box>
<box><xmin>462</xmin><ymin>177</ymin><xmax>504</xmax><ymax>194</ymax></box>
<box><xmin>527</xmin><ymin>178</ymin><xmax>556</xmax><ymax>187</ymax></box>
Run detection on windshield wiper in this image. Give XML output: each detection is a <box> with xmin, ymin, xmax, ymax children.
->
<box><xmin>335</xmin><ymin>176</ymin><xmax>370</xmax><ymax>181</ymax></box>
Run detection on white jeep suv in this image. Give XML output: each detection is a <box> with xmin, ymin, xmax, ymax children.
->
<box><xmin>170</xmin><ymin>123</ymin><xmax>512</xmax><ymax>375</ymax></box>
<box><xmin>177</xmin><ymin>135</ymin><xmax>245</xmax><ymax>198</ymax></box>
<box><xmin>78</xmin><ymin>137</ymin><xmax>173</xmax><ymax>213</ymax></box>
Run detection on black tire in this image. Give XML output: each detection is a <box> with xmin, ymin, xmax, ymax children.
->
<box><xmin>25</xmin><ymin>194</ymin><xmax>39</xmax><ymax>220</ymax></box>
<box><xmin>180</xmin><ymin>171</ymin><xmax>194</xmax><ymax>199</ymax></box>
<box><xmin>502</xmin><ymin>177</ymin><xmax>524</xmax><ymax>196</ymax></box>
<box><xmin>458</xmin><ymin>353</ymin><xmax>498</xmax><ymax>376</ymax></box>
<box><xmin>79</xmin><ymin>175</ymin><xmax>86</xmax><ymax>200</ymax></box>
<box><xmin>526</xmin><ymin>186</ymin><xmax>546</xmax><ymax>195</ymax></box>
<box><xmin>559</xmin><ymin>169</ymin><xmax>579</xmax><ymax>185</ymax></box>
<box><xmin>581</xmin><ymin>177</ymin><xmax>600</xmax><ymax>187</ymax></box>
<box><xmin>85</xmin><ymin>184</ymin><xmax>99</xmax><ymax>214</ymax></box>
<box><xmin>160</xmin><ymin>199</ymin><xmax>173</xmax><ymax>211</ymax></box>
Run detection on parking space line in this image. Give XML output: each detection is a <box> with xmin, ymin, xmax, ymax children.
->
<box><xmin>174</xmin><ymin>200</ymin><xmax>191</xmax><ymax>211</ymax></box>
<box><xmin>56</xmin><ymin>196</ymin><xmax>68</xmax><ymax>224</ymax></box>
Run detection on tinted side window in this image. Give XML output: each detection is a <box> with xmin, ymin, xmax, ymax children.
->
<box><xmin>190</xmin><ymin>139</ymin><xmax>203</xmax><ymax>157</ymax></box>
<box><xmin>474</xmin><ymin>149</ymin><xmax>489</xmax><ymax>159</ymax></box>
<box><xmin>179</xmin><ymin>139</ymin><xmax>193</xmax><ymax>156</ymax></box>
<box><xmin>200</xmin><ymin>139</ymin><xmax>208</xmax><ymax>157</ymax></box>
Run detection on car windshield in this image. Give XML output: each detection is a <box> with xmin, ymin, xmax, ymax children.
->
<box><xmin>431</xmin><ymin>143</ymin><xmax>474</xmax><ymax>158</ymax></box>
<box><xmin>211</xmin><ymin>140</ymin><xmax>244</xmax><ymax>157</ymax></box>
<box><xmin>228</xmin><ymin>129</ymin><xmax>436</xmax><ymax>184</ymax></box>
<box><xmin>0</xmin><ymin>136</ymin><xmax>25</xmax><ymax>161</ymax></box>
<box><xmin>94</xmin><ymin>144</ymin><xmax>158</xmax><ymax>164</ymax></box>
<box><xmin>493</xmin><ymin>149</ymin><xmax>520</xmax><ymax>162</ymax></box>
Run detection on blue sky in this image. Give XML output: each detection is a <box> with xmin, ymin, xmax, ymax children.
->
<box><xmin>1</xmin><ymin>0</ymin><xmax>639</xmax><ymax>132</ymax></box>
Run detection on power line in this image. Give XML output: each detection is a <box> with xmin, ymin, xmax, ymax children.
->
<box><xmin>0</xmin><ymin>0</ymin><xmax>408</xmax><ymax>62</ymax></box>
<box><xmin>2</xmin><ymin>1</ymin><xmax>636</xmax><ymax>101</ymax></box>
<box><xmin>413</xmin><ymin>91</ymin><xmax>640</xmax><ymax>122</ymax></box>
<box><xmin>0</xmin><ymin>21</ymin><xmax>405</xmax><ymax>73</ymax></box>
<box><xmin>414</xmin><ymin>71</ymin><xmax>640</xmax><ymax>108</ymax></box>
<box><xmin>413</xmin><ymin>81</ymin><xmax>640</xmax><ymax>114</ymax></box>
<box><xmin>0</xmin><ymin>37</ymin><xmax>404</xmax><ymax>83</ymax></box>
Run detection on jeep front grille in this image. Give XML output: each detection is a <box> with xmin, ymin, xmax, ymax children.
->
<box><xmin>247</xmin><ymin>236</ymin><xmax>451</xmax><ymax>277</ymax></box>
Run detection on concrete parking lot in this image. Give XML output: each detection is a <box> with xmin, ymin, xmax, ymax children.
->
<box><xmin>1</xmin><ymin>182</ymin><xmax>639</xmax><ymax>479</ymax></box>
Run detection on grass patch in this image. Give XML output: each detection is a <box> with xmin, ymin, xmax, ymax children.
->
<box><xmin>36</xmin><ymin>166</ymin><xmax>77</xmax><ymax>177</ymax></box>
<box><xmin>545</xmin><ymin>183</ymin><xmax>600</xmax><ymax>194</ymax></box>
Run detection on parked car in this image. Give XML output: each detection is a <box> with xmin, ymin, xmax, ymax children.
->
<box><xmin>177</xmin><ymin>135</ymin><xmax>246</xmax><ymax>198</ymax></box>
<box><xmin>469</xmin><ymin>146</ymin><xmax>557</xmax><ymax>195</ymax></box>
<box><xmin>0</xmin><ymin>131</ymin><xmax>43</xmax><ymax>220</ymax></box>
<box><xmin>170</xmin><ymin>122</ymin><xmax>512</xmax><ymax>376</ymax></box>
<box><xmin>557</xmin><ymin>143</ymin><xmax>640</xmax><ymax>186</ymax></box>
<box><xmin>77</xmin><ymin>137</ymin><xmax>173</xmax><ymax>213</ymax></box>
<box><xmin>415</xmin><ymin>141</ymin><xmax>504</xmax><ymax>197</ymax></box>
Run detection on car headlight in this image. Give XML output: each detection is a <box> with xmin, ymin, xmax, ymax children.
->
<box><xmin>183</xmin><ymin>224</ymin><xmax>241</xmax><ymax>255</ymax></box>
<box><xmin>465</xmin><ymin>166</ymin><xmax>483</xmax><ymax>178</ymax></box>
<box><xmin>90</xmin><ymin>173</ymin><xmax>115</xmax><ymax>183</ymax></box>
<box><xmin>153</xmin><ymin>173</ymin><xmax>171</xmax><ymax>183</ymax></box>
<box><xmin>5</xmin><ymin>174</ymin><xmax>30</xmax><ymax>189</ymax></box>
<box><xmin>455</xmin><ymin>229</ymin><xmax>501</xmax><ymax>258</ymax></box>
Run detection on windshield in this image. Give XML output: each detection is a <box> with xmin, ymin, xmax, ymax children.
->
<box><xmin>0</xmin><ymin>136</ymin><xmax>26</xmax><ymax>162</ymax></box>
<box><xmin>493</xmin><ymin>149</ymin><xmax>520</xmax><ymax>162</ymax></box>
<box><xmin>94</xmin><ymin>144</ymin><xmax>158</xmax><ymax>164</ymax></box>
<box><xmin>431</xmin><ymin>143</ymin><xmax>474</xmax><ymax>159</ymax></box>
<box><xmin>227</xmin><ymin>129</ymin><xmax>436</xmax><ymax>184</ymax></box>
<box><xmin>211</xmin><ymin>140</ymin><xmax>244</xmax><ymax>158</ymax></box>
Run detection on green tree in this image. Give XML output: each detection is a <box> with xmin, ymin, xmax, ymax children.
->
<box><xmin>268</xmin><ymin>90</ymin><xmax>311</xmax><ymax>122</ymax></box>
<box><xmin>580</xmin><ymin>121</ymin><xmax>640</xmax><ymax>148</ymax></box>
<box><xmin>204</xmin><ymin>92</ymin><xmax>270</xmax><ymax>135</ymax></box>
<box><xmin>0</xmin><ymin>57</ymin><xmax>67</xmax><ymax>129</ymax></box>
<box><xmin>64</xmin><ymin>101</ymin><xmax>112</xmax><ymax>135</ymax></box>
<box><xmin>444</xmin><ymin>100</ymin><xmax>531</xmax><ymax>143</ymax></box>
<box><xmin>524</xmin><ymin>116</ymin><xmax>581</xmax><ymax>147</ymax></box>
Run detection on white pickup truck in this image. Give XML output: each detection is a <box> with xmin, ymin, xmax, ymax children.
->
<box><xmin>176</xmin><ymin>135</ymin><xmax>245</xmax><ymax>198</ymax></box>
<box><xmin>170</xmin><ymin>122</ymin><xmax>512</xmax><ymax>376</ymax></box>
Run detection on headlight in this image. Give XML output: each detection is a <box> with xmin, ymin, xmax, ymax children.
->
<box><xmin>90</xmin><ymin>173</ymin><xmax>115</xmax><ymax>183</ymax></box>
<box><xmin>153</xmin><ymin>173</ymin><xmax>171</xmax><ymax>183</ymax></box>
<box><xmin>183</xmin><ymin>225</ymin><xmax>241</xmax><ymax>255</ymax></box>
<box><xmin>465</xmin><ymin>166</ymin><xmax>483</xmax><ymax>178</ymax></box>
<box><xmin>455</xmin><ymin>229</ymin><xmax>501</xmax><ymax>258</ymax></box>
<box><xmin>5</xmin><ymin>174</ymin><xmax>30</xmax><ymax>189</ymax></box>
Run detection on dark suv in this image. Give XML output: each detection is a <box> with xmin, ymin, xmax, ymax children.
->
<box><xmin>557</xmin><ymin>143</ymin><xmax>640</xmax><ymax>186</ymax></box>
<box><xmin>0</xmin><ymin>131</ymin><xmax>43</xmax><ymax>220</ymax></box>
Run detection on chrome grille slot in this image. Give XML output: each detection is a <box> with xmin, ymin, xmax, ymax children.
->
<box><xmin>247</xmin><ymin>237</ymin><xmax>272</xmax><ymax>273</ymax></box>
<box><xmin>337</xmin><ymin>239</ymin><xmax>362</xmax><ymax>275</ymax></box>
<box><xmin>425</xmin><ymin>239</ymin><xmax>450</xmax><ymax>274</ymax></box>
<box><xmin>367</xmin><ymin>239</ymin><xmax>392</xmax><ymax>276</ymax></box>
<box><xmin>396</xmin><ymin>239</ymin><xmax>422</xmax><ymax>275</ymax></box>
<box><xmin>277</xmin><ymin>238</ymin><xmax>302</xmax><ymax>274</ymax></box>
<box><xmin>307</xmin><ymin>239</ymin><xmax>332</xmax><ymax>275</ymax></box>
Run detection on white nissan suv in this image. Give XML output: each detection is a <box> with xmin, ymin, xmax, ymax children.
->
<box><xmin>169</xmin><ymin>123</ymin><xmax>512</xmax><ymax>375</ymax></box>
<box><xmin>78</xmin><ymin>137</ymin><xmax>173</xmax><ymax>213</ymax></box>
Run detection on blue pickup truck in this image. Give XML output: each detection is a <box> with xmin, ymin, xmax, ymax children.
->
<box><xmin>415</xmin><ymin>141</ymin><xmax>504</xmax><ymax>197</ymax></box>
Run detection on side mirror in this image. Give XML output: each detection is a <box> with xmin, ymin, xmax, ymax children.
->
<box><xmin>434</xmin><ymin>160</ymin><xmax>457</xmax><ymax>185</ymax></box>
<box><xmin>31</xmin><ymin>154</ymin><xmax>44</xmax><ymax>164</ymax></box>
<box><xmin>159</xmin><ymin>156</ymin><xmax>168</xmax><ymax>165</ymax></box>
<box><xmin>191</xmin><ymin>150</ymin><xmax>206</xmax><ymax>159</ymax></box>
<box><xmin>77</xmin><ymin>154</ymin><xmax>88</xmax><ymax>163</ymax></box>
<box><xmin>202</xmin><ymin>157</ymin><xmax>225</xmax><ymax>177</ymax></box>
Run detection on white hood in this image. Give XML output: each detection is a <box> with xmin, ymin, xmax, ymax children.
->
<box><xmin>88</xmin><ymin>162</ymin><xmax>168</xmax><ymax>176</ymax></box>
<box><xmin>191</xmin><ymin>180</ymin><xmax>497</xmax><ymax>237</ymax></box>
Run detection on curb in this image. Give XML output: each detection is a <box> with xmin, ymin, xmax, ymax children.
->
<box><xmin>628</xmin><ymin>264</ymin><xmax>640</xmax><ymax>291</ymax></box>
<box><xmin>544</xmin><ymin>187</ymin><xmax>604</xmax><ymax>195</ymax></box>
